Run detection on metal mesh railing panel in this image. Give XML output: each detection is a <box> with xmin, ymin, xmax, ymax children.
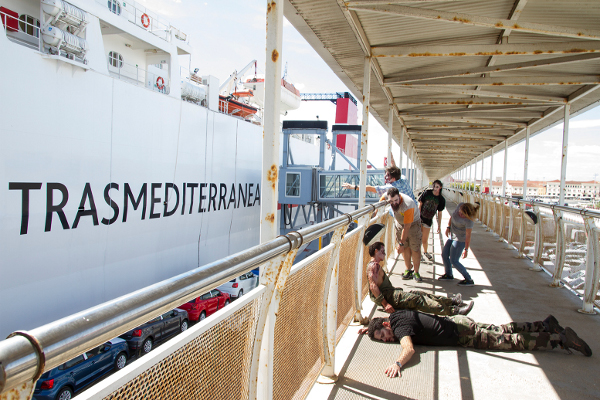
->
<box><xmin>539</xmin><ymin>214</ymin><xmax>557</xmax><ymax>273</ymax></box>
<box><xmin>336</xmin><ymin>230</ymin><xmax>360</xmax><ymax>343</ymax></box>
<box><xmin>560</xmin><ymin>219</ymin><xmax>587</xmax><ymax>293</ymax></box>
<box><xmin>501</xmin><ymin>205</ymin><xmax>511</xmax><ymax>241</ymax></box>
<box><xmin>510</xmin><ymin>208</ymin><xmax>523</xmax><ymax>246</ymax></box>
<box><xmin>494</xmin><ymin>202</ymin><xmax>503</xmax><ymax>236</ymax></box>
<box><xmin>362</xmin><ymin>236</ymin><xmax>371</xmax><ymax>299</ymax></box>
<box><xmin>103</xmin><ymin>297</ymin><xmax>262</xmax><ymax>400</ymax></box>
<box><xmin>273</xmin><ymin>248</ymin><xmax>332</xmax><ymax>400</ymax></box>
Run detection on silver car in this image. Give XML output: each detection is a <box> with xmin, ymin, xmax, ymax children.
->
<box><xmin>217</xmin><ymin>271</ymin><xmax>259</xmax><ymax>299</ymax></box>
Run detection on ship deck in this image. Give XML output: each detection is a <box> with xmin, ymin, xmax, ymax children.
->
<box><xmin>308</xmin><ymin>201</ymin><xmax>600</xmax><ymax>400</ymax></box>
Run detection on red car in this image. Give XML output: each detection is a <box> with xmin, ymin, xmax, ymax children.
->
<box><xmin>179</xmin><ymin>289</ymin><xmax>230</xmax><ymax>321</ymax></box>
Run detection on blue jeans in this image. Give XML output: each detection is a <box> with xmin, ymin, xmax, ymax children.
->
<box><xmin>442</xmin><ymin>239</ymin><xmax>472</xmax><ymax>280</ymax></box>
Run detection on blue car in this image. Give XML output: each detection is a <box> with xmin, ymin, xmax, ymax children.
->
<box><xmin>33</xmin><ymin>338</ymin><xmax>129</xmax><ymax>400</ymax></box>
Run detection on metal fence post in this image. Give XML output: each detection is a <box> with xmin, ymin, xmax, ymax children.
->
<box><xmin>352</xmin><ymin>215</ymin><xmax>370</xmax><ymax>323</ymax></box>
<box><xmin>550</xmin><ymin>209</ymin><xmax>566</xmax><ymax>287</ymax></box>
<box><xmin>498</xmin><ymin>201</ymin><xmax>506</xmax><ymax>241</ymax></box>
<box><xmin>579</xmin><ymin>217</ymin><xmax>600</xmax><ymax>314</ymax></box>
<box><xmin>250</xmin><ymin>244</ymin><xmax>300</xmax><ymax>400</ymax></box>
<box><xmin>505</xmin><ymin>201</ymin><xmax>515</xmax><ymax>248</ymax></box>
<box><xmin>319</xmin><ymin>225</ymin><xmax>348</xmax><ymax>383</ymax></box>
<box><xmin>530</xmin><ymin>205</ymin><xmax>544</xmax><ymax>271</ymax></box>
<box><xmin>516</xmin><ymin>203</ymin><xmax>528</xmax><ymax>258</ymax></box>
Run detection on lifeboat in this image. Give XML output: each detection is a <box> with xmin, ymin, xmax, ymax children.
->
<box><xmin>243</xmin><ymin>77</ymin><xmax>301</xmax><ymax>113</ymax></box>
<box><xmin>218</xmin><ymin>95</ymin><xmax>258</xmax><ymax>119</ymax></box>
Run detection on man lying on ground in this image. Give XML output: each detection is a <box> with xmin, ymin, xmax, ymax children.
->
<box><xmin>358</xmin><ymin>310</ymin><xmax>592</xmax><ymax>378</ymax></box>
<box><xmin>367</xmin><ymin>241</ymin><xmax>473</xmax><ymax>316</ymax></box>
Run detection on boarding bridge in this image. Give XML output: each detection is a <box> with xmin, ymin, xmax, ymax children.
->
<box><xmin>1</xmin><ymin>188</ymin><xmax>600</xmax><ymax>400</ymax></box>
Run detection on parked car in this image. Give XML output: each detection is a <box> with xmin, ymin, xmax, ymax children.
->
<box><xmin>119</xmin><ymin>308</ymin><xmax>188</xmax><ymax>355</ymax></box>
<box><xmin>33</xmin><ymin>338</ymin><xmax>129</xmax><ymax>400</ymax></box>
<box><xmin>217</xmin><ymin>270</ymin><xmax>259</xmax><ymax>299</ymax></box>
<box><xmin>178</xmin><ymin>289</ymin><xmax>230</xmax><ymax>321</ymax></box>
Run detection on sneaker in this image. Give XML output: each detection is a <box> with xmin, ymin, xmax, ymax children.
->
<box><xmin>402</xmin><ymin>270</ymin><xmax>414</xmax><ymax>280</ymax></box>
<box><xmin>451</xmin><ymin>293</ymin><xmax>463</xmax><ymax>306</ymax></box>
<box><xmin>561</xmin><ymin>327</ymin><xmax>592</xmax><ymax>357</ymax></box>
<box><xmin>438</xmin><ymin>274</ymin><xmax>454</xmax><ymax>281</ymax></box>
<box><xmin>457</xmin><ymin>301</ymin><xmax>474</xmax><ymax>315</ymax></box>
<box><xmin>413</xmin><ymin>272</ymin><xmax>423</xmax><ymax>282</ymax></box>
<box><xmin>457</xmin><ymin>279</ymin><xmax>475</xmax><ymax>286</ymax></box>
<box><xmin>425</xmin><ymin>252</ymin><xmax>433</xmax><ymax>260</ymax></box>
<box><xmin>543</xmin><ymin>315</ymin><xmax>564</xmax><ymax>334</ymax></box>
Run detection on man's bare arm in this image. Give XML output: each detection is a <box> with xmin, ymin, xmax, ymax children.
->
<box><xmin>400</xmin><ymin>221</ymin><xmax>411</xmax><ymax>243</ymax></box>
<box><xmin>384</xmin><ymin>336</ymin><xmax>415</xmax><ymax>378</ymax></box>
<box><xmin>368</xmin><ymin>264</ymin><xmax>394</xmax><ymax>313</ymax></box>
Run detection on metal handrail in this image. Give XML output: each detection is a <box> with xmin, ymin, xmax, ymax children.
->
<box><xmin>0</xmin><ymin>200</ymin><xmax>386</xmax><ymax>394</ymax></box>
<box><xmin>448</xmin><ymin>188</ymin><xmax>600</xmax><ymax>218</ymax></box>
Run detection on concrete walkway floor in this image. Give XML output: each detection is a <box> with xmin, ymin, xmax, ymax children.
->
<box><xmin>308</xmin><ymin>201</ymin><xmax>600</xmax><ymax>400</ymax></box>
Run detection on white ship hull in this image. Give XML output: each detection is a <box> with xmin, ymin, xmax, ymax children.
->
<box><xmin>0</xmin><ymin>1</ymin><xmax>262</xmax><ymax>337</ymax></box>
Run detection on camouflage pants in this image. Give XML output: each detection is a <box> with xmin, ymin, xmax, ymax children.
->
<box><xmin>385</xmin><ymin>289</ymin><xmax>455</xmax><ymax>316</ymax></box>
<box><xmin>449</xmin><ymin>315</ymin><xmax>562</xmax><ymax>351</ymax></box>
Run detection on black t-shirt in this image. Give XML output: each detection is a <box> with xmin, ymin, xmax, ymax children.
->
<box><xmin>389</xmin><ymin>310</ymin><xmax>459</xmax><ymax>346</ymax></box>
<box><xmin>418</xmin><ymin>189</ymin><xmax>446</xmax><ymax>220</ymax></box>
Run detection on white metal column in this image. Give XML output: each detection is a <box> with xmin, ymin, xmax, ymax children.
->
<box><xmin>490</xmin><ymin>148</ymin><xmax>494</xmax><ymax>194</ymax></box>
<box><xmin>559</xmin><ymin>104</ymin><xmax>570</xmax><ymax>206</ymax></box>
<box><xmin>260</xmin><ymin>0</ymin><xmax>283</xmax><ymax>243</ymax></box>
<box><xmin>523</xmin><ymin>126</ymin><xmax>530</xmax><ymax>199</ymax></box>
<box><xmin>399</xmin><ymin>125</ymin><xmax>404</xmax><ymax>172</ymax></box>
<box><xmin>480</xmin><ymin>154</ymin><xmax>484</xmax><ymax>190</ymax></box>
<box><xmin>387</xmin><ymin>106</ymin><xmax>393</xmax><ymax>167</ymax></box>
<box><xmin>502</xmin><ymin>140</ymin><xmax>508</xmax><ymax>197</ymax></box>
<box><xmin>358</xmin><ymin>57</ymin><xmax>371</xmax><ymax>208</ymax></box>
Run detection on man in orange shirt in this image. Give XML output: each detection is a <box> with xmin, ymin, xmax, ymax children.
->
<box><xmin>387</xmin><ymin>187</ymin><xmax>423</xmax><ymax>282</ymax></box>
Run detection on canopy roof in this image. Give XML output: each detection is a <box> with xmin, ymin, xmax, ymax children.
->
<box><xmin>284</xmin><ymin>0</ymin><xmax>600</xmax><ymax>178</ymax></box>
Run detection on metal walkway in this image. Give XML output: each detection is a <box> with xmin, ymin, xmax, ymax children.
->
<box><xmin>308</xmin><ymin>201</ymin><xmax>600</xmax><ymax>400</ymax></box>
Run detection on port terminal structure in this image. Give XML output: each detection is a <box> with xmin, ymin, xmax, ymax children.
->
<box><xmin>278</xmin><ymin>120</ymin><xmax>387</xmax><ymax>258</ymax></box>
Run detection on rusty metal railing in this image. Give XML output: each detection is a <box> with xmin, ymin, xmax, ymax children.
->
<box><xmin>0</xmin><ymin>201</ymin><xmax>392</xmax><ymax>400</ymax></box>
<box><xmin>446</xmin><ymin>188</ymin><xmax>600</xmax><ymax>314</ymax></box>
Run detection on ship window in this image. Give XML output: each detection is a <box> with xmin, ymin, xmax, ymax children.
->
<box><xmin>18</xmin><ymin>15</ymin><xmax>40</xmax><ymax>37</ymax></box>
<box><xmin>286</xmin><ymin>173</ymin><xmax>301</xmax><ymax>197</ymax></box>
<box><xmin>109</xmin><ymin>51</ymin><xmax>123</xmax><ymax>68</ymax></box>
<box><xmin>107</xmin><ymin>0</ymin><xmax>121</xmax><ymax>15</ymax></box>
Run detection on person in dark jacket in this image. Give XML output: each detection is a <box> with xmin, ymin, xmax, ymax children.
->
<box><xmin>358</xmin><ymin>310</ymin><xmax>592</xmax><ymax>378</ymax></box>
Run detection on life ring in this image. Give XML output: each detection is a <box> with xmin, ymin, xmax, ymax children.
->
<box><xmin>141</xmin><ymin>13</ymin><xmax>150</xmax><ymax>28</ymax></box>
<box><xmin>156</xmin><ymin>77</ymin><xmax>165</xmax><ymax>90</ymax></box>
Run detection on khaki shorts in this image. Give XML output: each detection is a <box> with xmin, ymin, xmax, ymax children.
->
<box><xmin>395</xmin><ymin>221</ymin><xmax>422</xmax><ymax>253</ymax></box>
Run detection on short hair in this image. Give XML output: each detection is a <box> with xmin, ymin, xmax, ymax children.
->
<box><xmin>433</xmin><ymin>179</ymin><xmax>443</xmax><ymax>188</ymax></box>
<box><xmin>368</xmin><ymin>241</ymin><xmax>384</xmax><ymax>257</ymax></box>
<box><xmin>367</xmin><ymin>317</ymin><xmax>389</xmax><ymax>340</ymax></box>
<box><xmin>385</xmin><ymin>165</ymin><xmax>401</xmax><ymax>181</ymax></box>
<box><xmin>460</xmin><ymin>202</ymin><xmax>480</xmax><ymax>220</ymax></box>
<box><xmin>387</xmin><ymin>187</ymin><xmax>400</xmax><ymax>198</ymax></box>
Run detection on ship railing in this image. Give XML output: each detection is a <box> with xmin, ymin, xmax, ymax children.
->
<box><xmin>98</xmin><ymin>0</ymin><xmax>188</xmax><ymax>44</ymax></box>
<box><xmin>1</xmin><ymin>9</ymin><xmax>41</xmax><ymax>50</ymax></box>
<box><xmin>0</xmin><ymin>201</ymin><xmax>398</xmax><ymax>400</ymax></box>
<box><xmin>445</xmin><ymin>188</ymin><xmax>600</xmax><ymax>314</ymax></box>
<box><xmin>107</xmin><ymin>56</ymin><xmax>170</xmax><ymax>95</ymax></box>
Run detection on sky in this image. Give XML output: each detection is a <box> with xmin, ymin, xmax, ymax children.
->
<box><xmin>146</xmin><ymin>0</ymin><xmax>598</xmax><ymax>182</ymax></box>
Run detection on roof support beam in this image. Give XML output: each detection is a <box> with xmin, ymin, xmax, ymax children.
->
<box><xmin>396</xmin><ymin>86</ymin><xmax>566</xmax><ymax>103</ymax></box>
<box><xmin>385</xmin><ymin>53</ymin><xmax>600</xmax><ymax>84</ymax></box>
<box><xmin>372</xmin><ymin>42</ymin><xmax>600</xmax><ymax>57</ymax></box>
<box><xmin>399</xmin><ymin>104</ymin><xmax>548</xmax><ymax>114</ymax></box>
<box><xmin>387</xmin><ymin>75</ymin><xmax>600</xmax><ymax>86</ymax></box>
<box><xmin>402</xmin><ymin>115</ymin><xmax>526</xmax><ymax>127</ymax></box>
<box><xmin>347</xmin><ymin>4</ymin><xmax>600</xmax><ymax>40</ymax></box>
<box><xmin>408</xmin><ymin>132</ymin><xmax>510</xmax><ymax>140</ymax></box>
<box><xmin>406</xmin><ymin>110</ymin><xmax>543</xmax><ymax>118</ymax></box>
